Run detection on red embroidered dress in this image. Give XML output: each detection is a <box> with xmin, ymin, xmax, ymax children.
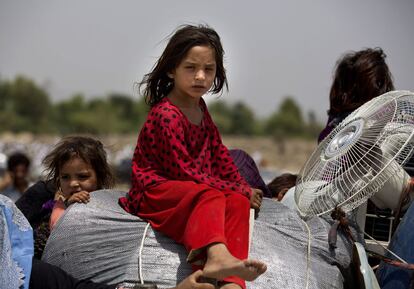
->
<box><xmin>119</xmin><ymin>97</ymin><xmax>252</xmax><ymax>289</ymax></box>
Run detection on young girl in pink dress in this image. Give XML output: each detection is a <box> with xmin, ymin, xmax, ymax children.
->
<box><xmin>44</xmin><ymin>136</ymin><xmax>115</xmax><ymax>230</ymax></box>
<box><xmin>119</xmin><ymin>24</ymin><xmax>266</xmax><ymax>289</ymax></box>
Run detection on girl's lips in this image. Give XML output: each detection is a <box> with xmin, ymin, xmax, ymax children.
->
<box><xmin>192</xmin><ymin>85</ymin><xmax>206</xmax><ymax>91</ymax></box>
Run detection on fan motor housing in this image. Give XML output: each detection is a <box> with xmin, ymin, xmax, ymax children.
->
<box><xmin>325</xmin><ymin>118</ymin><xmax>365</xmax><ymax>159</ymax></box>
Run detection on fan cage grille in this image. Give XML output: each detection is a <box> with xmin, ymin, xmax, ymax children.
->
<box><xmin>295</xmin><ymin>91</ymin><xmax>414</xmax><ymax>218</ymax></box>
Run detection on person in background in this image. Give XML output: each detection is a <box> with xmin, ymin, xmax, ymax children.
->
<box><xmin>229</xmin><ymin>149</ymin><xmax>271</xmax><ymax>198</ymax></box>
<box><xmin>29</xmin><ymin>136</ymin><xmax>115</xmax><ymax>259</ymax></box>
<box><xmin>0</xmin><ymin>151</ymin><xmax>31</xmax><ymax>202</ymax></box>
<box><xmin>318</xmin><ymin>47</ymin><xmax>394</xmax><ymax>143</ymax></box>
<box><xmin>42</xmin><ymin>136</ymin><xmax>115</xmax><ymax>230</ymax></box>
<box><xmin>267</xmin><ymin>173</ymin><xmax>297</xmax><ymax>201</ymax></box>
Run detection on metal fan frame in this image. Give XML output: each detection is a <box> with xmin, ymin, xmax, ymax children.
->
<box><xmin>295</xmin><ymin>90</ymin><xmax>414</xmax><ymax>218</ymax></box>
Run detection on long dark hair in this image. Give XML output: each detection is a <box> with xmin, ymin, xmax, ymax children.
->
<box><xmin>329</xmin><ymin>48</ymin><xmax>394</xmax><ymax>116</ymax></box>
<box><xmin>140</xmin><ymin>24</ymin><xmax>228</xmax><ymax>106</ymax></box>
<box><xmin>42</xmin><ymin>136</ymin><xmax>115</xmax><ymax>189</ymax></box>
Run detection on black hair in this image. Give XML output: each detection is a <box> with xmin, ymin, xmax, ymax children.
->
<box><xmin>140</xmin><ymin>24</ymin><xmax>228</xmax><ymax>106</ymax></box>
<box><xmin>267</xmin><ymin>173</ymin><xmax>298</xmax><ymax>199</ymax></box>
<box><xmin>7</xmin><ymin>152</ymin><xmax>30</xmax><ymax>171</ymax></box>
<box><xmin>329</xmin><ymin>47</ymin><xmax>394</xmax><ymax>115</ymax></box>
<box><xmin>42</xmin><ymin>136</ymin><xmax>115</xmax><ymax>189</ymax></box>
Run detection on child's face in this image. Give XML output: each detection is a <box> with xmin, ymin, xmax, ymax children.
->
<box><xmin>11</xmin><ymin>164</ymin><xmax>29</xmax><ymax>185</ymax></box>
<box><xmin>59</xmin><ymin>156</ymin><xmax>98</xmax><ymax>198</ymax></box>
<box><xmin>168</xmin><ymin>45</ymin><xmax>216</xmax><ymax>100</ymax></box>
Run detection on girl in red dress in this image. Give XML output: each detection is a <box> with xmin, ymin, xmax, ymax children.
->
<box><xmin>119</xmin><ymin>24</ymin><xmax>266</xmax><ymax>289</ymax></box>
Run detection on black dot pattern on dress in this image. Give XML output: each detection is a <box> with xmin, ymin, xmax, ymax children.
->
<box><xmin>119</xmin><ymin>98</ymin><xmax>252</xmax><ymax>214</ymax></box>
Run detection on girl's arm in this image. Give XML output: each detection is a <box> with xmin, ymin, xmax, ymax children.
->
<box><xmin>212</xmin><ymin>138</ymin><xmax>251</xmax><ymax>183</ymax></box>
<box><xmin>208</xmin><ymin>123</ymin><xmax>253</xmax><ymax>197</ymax></box>
<box><xmin>49</xmin><ymin>191</ymin><xmax>90</xmax><ymax>230</ymax></box>
<box><xmin>49</xmin><ymin>199</ymin><xmax>66</xmax><ymax>230</ymax></box>
<box><xmin>66</xmin><ymin>191</ymin><xmax>90</xmax><ymax>205</ymax></box>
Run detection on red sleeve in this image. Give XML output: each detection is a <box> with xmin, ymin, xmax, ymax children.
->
<box><xmin>214</xmin><ymin>144</ymin><xmax>252</xmax><ymax>191</ymax></box>
<box><xmin>207</xmin><ymin>115</ymin><xmax>252</xmax><ymax>198</ymax></box>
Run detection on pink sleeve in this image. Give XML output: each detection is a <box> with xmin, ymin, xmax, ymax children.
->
<box><xmin>49</xmin><ymin>199</ymin><xmax>66</xmax><ymax>230</ymax></box>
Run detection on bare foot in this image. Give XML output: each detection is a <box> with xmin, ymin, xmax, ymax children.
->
<box><xmin>203</xmin><ymin>254</ymin><xmax>267</xmax><ymax>281</ymax></box>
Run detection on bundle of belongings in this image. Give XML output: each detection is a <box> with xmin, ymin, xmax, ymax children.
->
<box><xmin>42</xmin><ymin>190</ymin><xmax>363</xmax><ymax>289</ymax></box>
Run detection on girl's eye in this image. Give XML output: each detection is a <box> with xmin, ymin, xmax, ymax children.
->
<box><xmin>185</xmin><ymin>66</ymin><xmax>195</xmax><ymax>70</ymax></box>
<box><xmin>78</xmin><ymin>174</ymin><xmax>90</xmax><ymax>180</ymax></box>
<box><xmin>60</xmin><ymin>175</ymin><xmax>69</xmax><ymax>180</ymax></box>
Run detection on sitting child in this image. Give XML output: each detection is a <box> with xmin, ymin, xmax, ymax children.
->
<box><xmin>32</xmin><ymin>136</ymin><xmax>115</xmax><ymax>259</ymax></box>
<box><xmin>119</xmin><ymin>24</ymin><xmax>266</xmax><ymax>289</ymax></box>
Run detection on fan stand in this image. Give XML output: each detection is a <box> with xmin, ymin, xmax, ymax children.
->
<box><xmin>329</xmin><ymin>203</ymin><xmax>412</xmax><ymax>289</ymax></box>
<box><xmin>342</xmin><ymin>190</ymin><xmax>414</xmax><ymax>289</ymax></box>
<box><xmin>352</xmin><ymin>242</ymin><xmax>381</xmax><ymax>289</ymax></box>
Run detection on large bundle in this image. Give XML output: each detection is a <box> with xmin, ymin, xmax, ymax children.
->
<box><xmin>43</xmin><ymin>190</ymin><xmax>360</xmax><ymax>288</ymax></box>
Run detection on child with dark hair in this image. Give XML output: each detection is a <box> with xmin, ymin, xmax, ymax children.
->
<box><xmin>119</xmin><ymin>24</ymin><xmax>266</xmax><ymax>289</ymax></box>
<box><xmin>318</xmin><ymin>47</ymin><xmax>394</xmax><ymax>143</ymax></box>
<box><xmin>0</xmin><ymin>151</ymin><xmax>31</xmax><ymax>202</ymax></box>
<box><xmin>267</xmin><ymin>173</ymin><xmax>298</xmax><ymax>201</ymax></box>
<box><xmin>30</xmin><ymin>136</ymin><xmax>115</xmax><ymax>259</ymax></box>
<box><xmin>42</xmin><ymin>136</ymin><xmax>115</xmax><ymax>229</ymax></box>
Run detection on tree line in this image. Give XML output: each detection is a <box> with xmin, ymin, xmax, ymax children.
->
<box><xmin>0</xmin><ymin>75</ymin><xmax>322</xmax><ymax>138</ymax></box>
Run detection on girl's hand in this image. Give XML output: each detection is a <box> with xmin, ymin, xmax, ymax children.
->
<box><xmin>250</xmin><ymin>188</ymin><xmax>263</xmax><ymax>209</ymax></box>
<box><xmin>67</xmin><ymin>191</ymin><xmax>90</xmax><ymax>205</ymax></box>
<box><xmin>175</xmin><ymin>270</ymin><xmax>215</xmax><ymax>289</ymax></box>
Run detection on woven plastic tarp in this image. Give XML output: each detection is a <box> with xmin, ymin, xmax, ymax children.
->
<box><xmin>42</xmin><ymin>190</ymin><xmax>360</xmax><ymax>288</ymax></box>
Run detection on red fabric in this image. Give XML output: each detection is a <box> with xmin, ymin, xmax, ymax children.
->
<box><xmin>118</xmin><ymin>97</ymin><xmax>253</xmax><ymax>288</ymax></box>
<box><xmin>119</xmin><ymin>97</ymin><xmax>251</xmax><ymax>213</ymax></box>
<box><xmin>139</xmin><ymin>180</ymin><xmax>249</xmax><ymax>289</ymax></box>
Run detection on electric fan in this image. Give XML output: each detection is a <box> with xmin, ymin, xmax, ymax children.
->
<box><xmin>295</xmin><ymin>90</ymin><xmax>414</xmax><ymax>218</ymax></box>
